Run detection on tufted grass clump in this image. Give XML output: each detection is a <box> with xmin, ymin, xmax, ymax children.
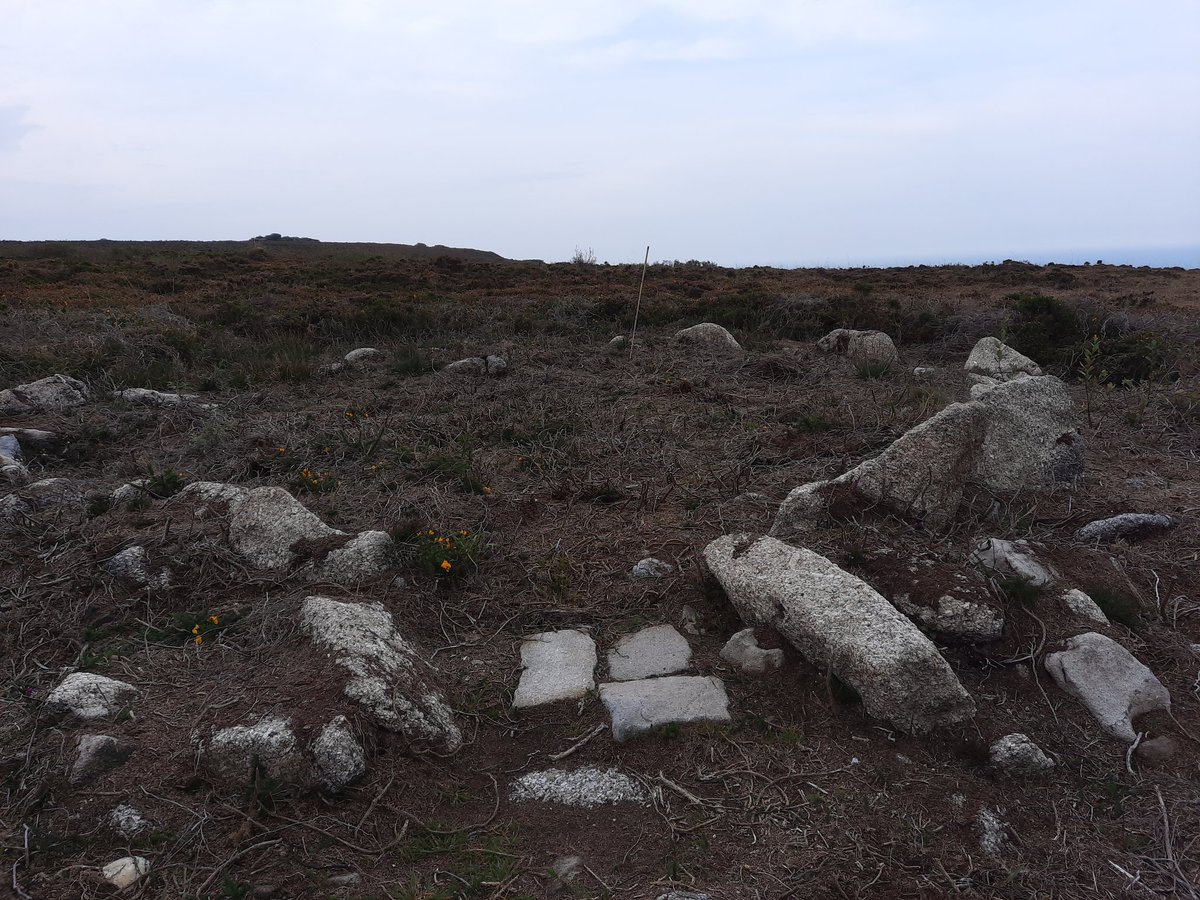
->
<box><xmin>145</xmin><ymin>467</ymin><xmax>187</xmax><ymax>498</ymax></box>
<box><xmin>854</xmin><ymin>359</ymin><xmax>894</xmax><ymax>381</ymax></box>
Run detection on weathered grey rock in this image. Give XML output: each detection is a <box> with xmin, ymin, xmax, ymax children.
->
<box><xmin>598</xmin><ymin>675</ymin><xmax>730</xmax><ymax>741</ymax></box>
<box><xmin>327</xmin><ymin>873</ymin><xmax>361</xmax><ymax>887</ymax></box>
<box><xmin>720</xmin><ymin>628</ymin><xmax>784</xmax><ymax>675</ymax></box>
<box><xmin>205</xmin><ymin>716</ymin><xmax>303</xmax><ymax>782</ymax></box>
<box><xmin>1075</xmin><ymin>513</ymin><xmax>1175</xmax><ymax>544</ymax></box>
<box><xmin>657</xmin><ymin>893</ymin><xmax>711</xmax><ymax>900</ymax></box>
<box><xmin>608</xmin><ymin>335</ymin><xmax>629</xmax><ymax>349</ymax></box>
<box><xmin>111</xmin><ymin>480</ymin><xmax>151</xmax><ymax>505</ymax></box>
<box><xmin>1044</xmin><ymin>632</ymin><xmax>1170</xmax><ymax>741</ymax></box>
<box><xmin>344</xmin><ymin>347</ymin><xmax>384</xmax><ymax>366</ymax></box>
<box><xmin>177</xmin><ymin>480</ymin><xmax>250</xmax><ymax>505</ymax></box>
<box><xmin>965</xmin><ymin>337</ymin><xmax>1042</xmax><ymax>382</ymax></box>
<box><xmin>0</xmin><ymin>477</ymin><xmax>83</xmax><ymax>521</ymax></box>
<box><xmin>113</xmin><ymin>387</ymin><xmax>212</xmax><ymax>409</ymax></box>
<box><xmin>704</xmin><ymin>534</ymin><xmax>974</xmax><ymax>734</ymax></box>
<box><xmin>0</xmin><ymin>374</ymin><xmax>89</xmax><ymax>414</ymax></box>
<box><xmin>310</xmin><ymin>715</ymin><xmax>367</xmax><ymax>792</ymax></box>
<box><xmin>913</xmin><ymin>366</ymin><xmax>937</xmax><ymax>378</ymax></box>
<box><xmin>0</xmin><ymin>433</ymin><xmax>26</xmax><ymax>483</ymax></box>
<box><xmin>318</xmin><ymin>531</ymin><xmax>395</xmax><ymax>583</ymax></box>
<box><xmin>631</xmin><ymin>557</ymin><xmax>674</xmax><ymax>578</ymax></box>
<box><xmin>108</xmin><ymin>804</ymin><xmax>149</xmax><ymax>837</ymax></box>
<box><xmin>977</xmin><ymin>808</ymin><xmax>1008</xmax><ymax>857</ymax></box>
<box><xmin>1061</xmin><ymin>588</ymin><xmax>1109</xmax><ymax>625</ymax></box>
<box><xmin>46</xmin><ymin>673</ymin><xmax>137</xmax><ymax>721</ymax></box>
<box><xmin>817</xmin><ymin>328</ymin><xmax>900</xmax><ymax>365</ymax></box>
<box><xmin>607</xmin><ymin>625</ymin><xmax>692</xmax><ymax>681</ymax></box>
<box><xmin>510</xmin><ymin>767</ymin><xmax>647</xmax><ymax>807</ymax></box>
<box><xmin>673</xmin><ymin>322</ymin><xmax>742</xmax><ymax>351</ymax></box>
<box><xmin>893</xmin><ymin>593</ymin><xmax>1004</xmax><ymax>643</ymax></box>
<box><xmin>975</xmin><ymin>376</ymin><xmax>1082</xmax><ymax>491</ymax></box>
<box><xmin>70</xmin><ymin>734</ymin><xmax>134</xmax><ymax>783</ymax></box>
<box><xmin>0</xmin><ymin>426</ymin><xmax>59</xmax><ymax>450</ymax></box>
<box><xmin>971</xmin><ymin>538</ymin><xmax>1055</xmax><ymax>588</ymax></box>
<box><xmin>513</xmin><ymin>629</ymin><xmax>597</xmax><ymax>708</ymax></box>
<box><xmin>444</xmin><ymin>356</ymin><xmax>507</xmax><ymax>376</ymax></box>
<box><xmin>103</xmin><ymin>546</ymin><xmax>150</xmax><ymax>586</ymax></box>
<box><xmin>300</xmin><ymin>596</ymin><xmax>461</xmax><ymax>752</ymax></box>
<box><xmin>228</xmin><ymin>487</ymin><xmax>344</xmax><ymax>569</ymax></box>
<box><xmin>989</xmin><ymin>733</ymin><xmax>1054</xmax><ymax>774</ymax></box>
<box><xmin>102</xmin><ymin>856</ymin><xmax>150</xmax><ymax>890</ymax></box>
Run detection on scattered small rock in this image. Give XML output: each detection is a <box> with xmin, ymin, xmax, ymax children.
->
<box><xmin>678</xmin><ymin>605</ymin><xmax>702</xmax><ymax>635</ymax></box>
<box><xmin>913</xmin><ymin>366</ymin><xmax>936</xmax><ymax>377</ymax></box>
<box><xmin>720</xmin><ymin>628</ymin><xmax>784</xmax><ymax>675</ymax></box>
<box><xmin>1044</xmin><ymin>632</ymin><xmax>1170</xmax><ymax>741</ymax></box>
<box><xmin>989</xmin><ymin>733</ymin><xmax>1054</xmax><ymax>775</ymax></box>
<box><xmin>113</xmin><ymin>387</ymin><xmax>212</xmax><ymax>409</ymax></box>
<box><xmin>977</xmin><ymin>807</ymin><xmax>1008</xmax><ymax>857</ymax></box>
<box><xmin>310</xmin><ymin>715</ymin><xmax>367</xmax><ymax>792</ymax></box>
<box><xmin>513</xmin><ymin>629</ymin><xmax>597</xmax><ymax>709</ymax></box>
<box><xmin>598</xmin><ymin>675</ymin><xmax>730</xmax><ymax>741</ymax></box>
<box><xmin>607</xmin><ymin>625</ymin><xmax>692</xmax><ymax>681</ymax></box>
<box><xmin>46</xmin><ymin>672</ymin><xmax>138</xmax><ymax>721</ymax></box>
<box><xmin>672</xmin><ymin>322</ymin><xmax>742</xmax><ymax>350</ymax></box>
<box><xmin>631</xmin><ymin>557</ymin><xmax>673</xmax><ymax>579</ymax></box>
<box><xmin>965</xmin><ymin>337</ymin><xmax>1042</xmax><ymax>381</ymax></box>
<box><xmin>892</xmin><ymin>593</ymin><xmax>1005</xmax><ymax>643</ymax></box>
<box><xmin>550</xmin><ymin>855</ymin><xmax>583</xmax><ymax>884</ymax></box>
<box><xmin>71</xmin><ymin>734</ymin><xmax>134</xmax><ymax>784</ymax></box>
<box><xmin>971</xmin><ymin>538</ymin><xmax>1055</xmax><ymax>588</ymax></box>
<box><xmin>109</xmin><ymin>804</ymin><xmax>150</xmax><ymax>837</ymax></box>
<box><xmin>510</xmin><ymin>767</ymin><xmax>647</xmax><ymax>807</ymax></box>
<box><xmin>443</xmin><ymin>356</ymin><xmax>507</xmax><ymax>376</ymax></box>
<box><xmin>816</xmin><ymin>328</ymin><xmax>900</xmax><ymax>364</ymax></box>
<box><xmin>101</xmin><ymin>856</ymin><xmax>150</xmax><ymax>891</ymax></box>
<box><xmin>343</xmin><ymin>347</ymin><xmax>384</xmax><ymax>366</ymax></box>
<box><xmin>1061</xmin><ymin>588</ymin><xmax>1109</xmax><ymax>625</ymax></box>
<box><xmin>327</xmin><ymin>872</ymin><xmax>362</xmax><ymax>887</ymax></box>
<box><xmin>102</xmin><ymin>546</ymin><xmax>151</xmax><ymax>586</ymax></box>
<box><xmin>1075</xmin><ymin>513</ymin><xmax>1175</xmax><ymax>544</ymax></box>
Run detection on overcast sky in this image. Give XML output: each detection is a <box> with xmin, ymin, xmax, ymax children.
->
<box><xmin>2</xmin><ymin>1</ymin><xmax>1198</xmax><ymax>266</ymax></box>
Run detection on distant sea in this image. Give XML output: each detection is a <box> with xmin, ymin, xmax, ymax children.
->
<box><xmin>772</xmin><ymin>245</ymin><xmax>1200</xmax><ymax>270</ymax></box>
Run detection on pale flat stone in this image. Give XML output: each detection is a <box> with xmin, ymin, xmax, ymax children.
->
<box><xmin>46</xmin><ymin>673</ymin><xmax>137</xmax><ymax>721</ymax></box>
<box><xmin>989</xmin><ymin>733</ymin><xmax>1054</xmax><ymax>775</ymax></box>
<box><xmin>607</xmin><ymin>625</ymin><xmax>692</xmax><ymax>681</ymax></box>
<box><xmin>598</xmin><ymin>675</ymin><xmax>730</xmax><ymax>741</ymax></box>
<box><xmin>1061</xmin><ymin>588</ymin><xmax>1109</xmax><ymax>625</ymax></box>
<box><xmin>971</xmin><ymin>538</ymin><xmax>1055</xmax><ymax>587</ymax></box>
<box><xmin>510</xmin><ymin>767</ymin><xmax>647</xmax><ymax>807</ymax></box>
<box><xmin>513</xmin><ymin>629</ymin><xmax>597</xmax><ymax>709</ymax></box>
<box><xmin>720</xmin><ymin>628</ymin><xmax>784</xmax><ymax>675</ymax></box>
<box><xmin>102</xmin><ymin>856</ymin><xmax>150</xmax><ymax>890</ymax></box>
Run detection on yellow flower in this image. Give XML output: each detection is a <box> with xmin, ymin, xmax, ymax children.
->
<box><xmin>209</xmin><ymin>615</ymin><xmax>219</xmax><ymax>625</ymax></box>
<box><xmin>440</xmin><ymin>559</ymin><xmax>452</xmax><ymax>572</ymax></box>
<box><xmin>482</xmin><ymin>486</ymin><xmax>493</xmax><ymax>495</ymax></box>
<box><xmin>191</xmin><ymin>624</ymin><xmax>200</xmax><ymax>635</ymax></box>
<box><xmin>195</xmin><ymin>635</ymin><xmax>203</xmax><ymax>644</ymax></box>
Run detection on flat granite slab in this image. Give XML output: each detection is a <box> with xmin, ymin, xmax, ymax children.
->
<box><xmin>607</xmin><ymin>624</ymin><xmax>692</xmax><ymax>681</ymax></box>
<box><xmin>513</xmin><ymin>629</ymin><xmax>597</xmax><ymax>709</ymax></box>
<box><xmin>598</xmin><ymin>675</ymin><xmax>730</xmax><ymax>741</ymax></box>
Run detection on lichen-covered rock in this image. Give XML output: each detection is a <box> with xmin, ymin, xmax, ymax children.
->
<box><xmin>705</xmin><ymin>534</ymin><xmax>974</xmax><ymax>734</ymax></box>
<box><xmin>720</xmin><ymin>628</ymin><xmax>784</xmax><ymax>675</ymax></box>
<box><xmin>318</xmin><ymin>531</ymin><xmax>395</xmax><ymax>583</ymax></box>
<box><xmin>70</xmin><ymin>734</ymin><xmax>134</xmax><ymax>784</ymax></box>
<box><xmin>893</xmin><ymin>593</ymin><xmax>1004</xmax><ymax>643</ymax></box>
<box><xmin>965</xmin><ymin>337</ymin><xmax>1042</xmax><ymax>382</ymax></box>
<box><xmin>989</xmin><ymin>733</ymin><xmax>1054</xmax><ymax>774</ymax></box>
<box><xmin>510</xmin><ymin>767</ymin><xmax>647</xmax><ymax>808</ymax></box>
<box><xmin>103</xmin><ymin>546</ymin><xmax>150</xmax><ymax>586</ymax></box>
<box><xmin>111</xmin><ymin>480</ymin><xmax>151</xmax><ymax>505</ymax></box>
<box><xmin>204</xmin><ymin>715</ymin><xmax>303</xmax><ymax>781</ymax></box>
<box><xmin>300</xmin><ymin>596</ymin><xmax>462</xmax><ymax>752</ymax></box>
<box><xmin>177</xmin><ymin>480</ymin><xmax>251</xmax><ymax>505</ymax></box>
<box><xmin>1075</xmin><ymin>513</ymin><xmax>1174</xmax><ymax>544</ymax></box>
<box><xmin>109</xmin><ymin>804</ymin><xmax>149</xmax><ymax>837</ymax></box>
<box><xmin>113</xmin><ymin>387</ymin><xmax>212</xmax><ymax>409</ymax></box>
<box><xmin>0</xmin><ymin>477</ymin><xmax>83</xmax><ymax>521</ymax></box>
<box><xmin>974</xmin><ymin>376</ymin><xmax>1083</xmax><ymax>491</ymax></box>
<box><xmin>607</xmin><ymin>625</ymin><xmax>692</xmax><ymax>681</ymax></box>
<box><xmin>817</xmin><ymin>329</ymin><xmax>900</xmax><ymax>365</ymax></box>
<box><xmin>971</xmin><ymin>538</ymin><xmax>1055</xmax><ymax>587</ymax></box>
<box><xmin>228</xmin><ymin>487</ymin><xmax>344</xmax><ymax>569</ymax></box>
<box><xmin>310</xmin><ymin>715</ymin><xmax>367</xmax><ymax>792</ymax></box>
<box><xmin>631</xmin><ymin>557</ymin><xmax>674</xmax><ymax>578</ymax></box>
<box><xmin>1061</xmin><ymin>588</ymin><xmax>1109</xmax><ymax>625</ymax></box>
<box><xmin>46</xmin><ymin>673</ymin><xmax>138</xmax><ymax>721</ymax></box>
<box><xmin>1044</xmin><ymin>632</ymin><xmax>1170</xmax><ymax>741</ymax></box>
<box><xmin>0</xmin><ymin>374</ymin><xmax>89</xmax><ymax>414</ymax></box>
<box><xmin>672</xmin><ymin>323</ymin><xmax>742</xmax><ymax>351</ymax></box>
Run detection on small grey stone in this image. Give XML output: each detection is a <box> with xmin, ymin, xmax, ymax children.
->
<box><xmin>103</xmin><ymin>547</ymin><xmax>150</xmax><ymax>586</ymax></box>
<box><xmin>318</xmin><ymin>531</ymin><xmax>395</xmax><ymax>584</ymax></box>
<box><xmin>892</xmin><ymin>593</ymin><xmax>1005</xmax><ymax>643</ymax></box>
<box><xmin>971</xmin><ymin>538</ymin><xmax>1055</xmax><ymax>587</ymax></box>
<box><xmin>551</xmin><ymin>855</ymin><xmax>583</xmax><ymax>882</ymax></box>
<box><xmin>109</xmin><ymin>804</ymin><xmax>149</xmax><ymax>837</ymax></box>
<box><xmin>204</xmin><ymin>716</ymin><xmax>302</xmax><ymax>782</ymax></box>
<box><xmin>657</xmin><ymin>893</ymin><xmax>712</xmax><ymax>900</ymax></box>
<box><xmin>310</xmin><ymin>716</ymin><xmax>367</xmax><ymax>792</ymax></box>
<box><xmin>513</xmin><ymin>630</ymin><xmax>597</xmax><ymax>708</ymax></box>
<box><xmin>1061</xmin><ymin>588</ymin><xmax>1109</xmax><ymax>625</ymax></box>
<box><xmin>485</xmin><ymin>355</ymin><xmax>508</xmax><ymax>375</ymax></box>
<box><xmin>113</xmin><ymin>387</ymin><xmax>212</xmax><ymax>409</ymax></box>
<box><xmin>1135</xmin><ymin>736</ymin><xmax>1178</xmax><ymax>767</ymax></box>
<box><xmin>607</xmin><ymin>625</ymin><xmax>692</xmax><ymax>681</ymax></box>
<box><xmin>978</xmin><ymin>807</ymin><xmax>1008</xmax><ymax>857</ymax></box>
<box><xmin>673</xmin><ymin>322</ymin><xmax>742</xmax><ymax>350</ymax></box>
<box><xmin>327</xmin><ymin>873</ymin><xmax>361</xmax><ymax>887</ymax></box>
<box><xmin>46</xmin><ymin>673</ymin><xmax>137</xmax><ymax>721</ymax></box>
<box><xmin>111</xmin><ymin>480</ymin><xmax>151</xmax><ymax>505</ymax></box>
<box><xmin>631</xmin><ymin>557</ymin><xmax>674</xmax><ymax>579</ymax></box>
<box><xmin>510</xmin><ymin>767</ymin><xmax>647</xmax><ymax>807</ymax></box>
<box><xmin>101</xmin><ymin>856</ymin><xmax>150</xmax><ymax>890</ymax></box>
<box><xmin>720</xmin><ymin>628</ymin><xmax>784</xmax><ymax>675</ymax></box>
<box><xmin>71</xmin><ymin>734</ymin><xmax>134</xmax><ymax>783</ymax></box>
<box><xmin>1075</xmin><ymin>513</ymin><xmax>1175</xmax><ymax>544</ymax></box>
<box><xmin>344</xmin><ymin>347</ymin><xmax>383</xmax><ymax>366</ymax></box>
<box><xmin>989</xmin><ymin>733</ymin><xmax>1054</xmax><ymax>775</ymax></box>
<box><xmin>598</xmin><ymin>675</ymin><xmax>730</xmax><ymax>741</ymax></box>
<box><xmin>913</xmin><ymin>366</ymin><xmax>936</xmax><ymax>377</ymax></box>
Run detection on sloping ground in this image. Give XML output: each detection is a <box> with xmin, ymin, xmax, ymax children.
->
<box><xmin>1</xmin><ymin>252</ymin><xmax>1199</xmax><ymax>898</ymax></box>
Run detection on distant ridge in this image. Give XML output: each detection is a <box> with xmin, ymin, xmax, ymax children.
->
<box><xmin>0</xmin><ymin>239</ymin><xmax>522</xmax><ymax>264</ymax></box>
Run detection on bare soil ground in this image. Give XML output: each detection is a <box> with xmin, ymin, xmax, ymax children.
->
<box><xmin>2</xmin><ymin>242</ymin><xmax>1199</xmax><ymax>899</ymax></box>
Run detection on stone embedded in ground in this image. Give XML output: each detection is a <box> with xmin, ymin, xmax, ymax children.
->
<box><xmin>892</xmin><ymin>593</ymin><xmax>1005</xmax><ymax>643</ymax></box>
<box><xmin>977</xmin><ymin>808</ymin><xmax>1008</xmax><ymax>857</ymax></box>
<box><xmin>109</xmin><ymin>804</ymin><xmax>149</xmax><ymax>837</ymax></box>
<box><xmin>816</xmin><ymin>328</ymin><xmax>901</xmax><ymax>365</ymax></box>
<box><xmin>965</xmin><ymin>337</ymin><xmax>1042</xmax><ymax>382</ymax></box>
<box><xmin>177</xmin><ymin>480</ymin><xmax>251</xmax><ymax>506</ymax></box>
<box><xmin>989</xmin><ymin>733</ymin><xmax>1054</xmax><ymax>775</ymax></box>
<box><xmin>103</xmin><ymin>546</ymin><xmax>151</xmax><ymax>586</ymax></box>
<box><xmin>598</xmin><ymin>675</ymin><xmax>730</xmax><ymax>741</ymax></box>
<box><xmin>1075</xmin><ymin>513</ymin><xmax>1175</xmax><ymax>544</ymax></box>
<box><xmin>672</xmin><ymin>322</ymin><xmax>742</xmax><ymax>350</ymax></box>
<box><xmin>704</xmin><ymin>534</ymin><xmax>975</xmax><ymax>735</ymax></box>
<box><xmin>913</xmin><ymin>366</ymin><xmax>936</xmax><ymax>377</ymax></box>
<box><xmin>71</xmin><ymin>734</ymin><xmax>134</xmax><ymax>784</ymax></box>
<box><xmin>444</xmin><ymin>355</ymin><xmax>507</xmax><ymax>376</ymax></box>
<box><xmin>310</xmin><ymin>715</ymin><xmax>367</xmax><ymax>792</ymax></box>
<box><xmin>512</xmin><ymin>629</ymin><xmax>597</xmax><ymax>709</ymax></box>
<box><xmin>228</xmin><ymin>486</ymin><xmax>345</xmax><ymax>569</ymax></box>
<box><xmin>657</xmin><ymin>893</ymin><xmax>712</xmax><ymax>900</ymax></box>
<box><xmin>974</xmin><ymin>375</ymin><xmax>1083</xmax><ymax>491</ymax></box>
<box><xmin>607</xmin><ymin>624</ymin><xmax>692</xmax><ymax>681</ymax></box>
<box><xmin>1135</xmin><ymin>736</ymin><xmax>1178</xmax><ymax>767</ymax></box>
<box><xmin>0</xmin><ymin>433</ymin><xmax>27</xmax><ymax>483</ymax></box>
<box><xmin>204</xmin><ymin>715</ymin><xmax>303</xmax><ymax>782</ymax></box>
<box><xmin>300</xmin><ymin>596</ymin><xmax>462</xmax><ymax>752</ymax></box>
<box><xmin>1061</xmin><ymin>588</ymin><xmax>1109</xmax><ymax>625</ymax></box>
<box><xmin>110</xmin><ymin>480</ymin><xmax>152</xmax><ymax>505</ymax></box>
<box><xmin>720</xmin><ymin>628</ymin><xmax>784</xmax><ymax>675</ymax></box>
<box><xmin>102</xmin><ymin>856</ymin><xmax>150</xmax><ymax>890</ymax></box>
<box><xmin>0</xmin><ymin>477</ymin><xmax>83</xmax><ymax>521</ymax></box>
<box><xmin>318</xmin><ymin>531</ymin><xmax>396</xmax><ymax>583</ymax></box>
<box><xmin>0</xmin><ymin>426</ymin><xmax>59</xmax><ymax>450</ymax></box>
<box><xmin>608</xmin><ymin>335</ymin><xmax>629</xmax><ymax>349</ymax></box>
<box><xmin>0</xmin><ymin>373</ymin><xmax>90</xmax><ymax>415</ymax></box>
<box><xmin>113</xmin><ymin>387</ymin><xmax>212</xmax><ymax>409</ymax></box>
<box><xmin>1044</xmin><ymin>632</ymin><xmax>1170</xmax><ymax>742</ymax></box>
<box><xmin>971</xmin><ymin>538</ymin><xmax>1055</xmax><ymax>588</ymax></box>
<box><xmin>631</xmin><ymin>557</ymin><xmax>674</xmax><ymax>578</ymax></box>
<box><xmin>46</xmin><ymin>672</ymin><xmax>138</xmax><ymax>721</ymax></box>
<box><xmin>344</xmin><ymin>347</ymin><xmax>383</xmax><ymax>366</ymax></box>
<box><xmin>510</xmin><ymin>767</ymin><xmax>647</xmax><ymax>807</ymax></box>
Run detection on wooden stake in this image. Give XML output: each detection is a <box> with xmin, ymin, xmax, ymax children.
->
<box><xmin>628</xmin><ymin>245</ymin><xmax>649</xmax><ymax>359</ymax></box>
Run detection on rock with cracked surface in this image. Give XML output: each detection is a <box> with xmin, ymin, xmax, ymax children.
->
<box><xmin>1044</xmin><ymin>632</ymin><xmax>1170</xmax><ymax>741</ymax></box>
<box><xmin>965</xmin><ymin>337</ymin><xmax>1042</xmax><ymax>382</ymax></box>
<box><xmin>893</xmin><ymin>593</ymin><xmax>1005</xmax><ymax>643</ymax></box>
<box><xmin>318</xmin><ymin>531</ymin><xmax>396</xmax><ymax>583</ymax></box>
<box><xmin>705</xmin><ymin>534</ymin><xmax>974</xmax><ymax>734</ymax></box>
<box><xmin>0</xmin><ymin>373</ymin><xmax>89</xmax><ymax>415</ymax></box>
<box><xmin>228</xmin><ymin>487</ymin><xmax>344</xmax><ymax>569</ymax></box>
<box><xmin>607</xmin><ymin>624</ymin><xmax>692</xmax><ymax>681</ymax></box>
<box><xmin>513</xmin><ymin>629</ymin><xmax>597</xmax><ymax>708</ymax></box>
<box><xmin>300</xmin><ymin>596</ymin><xmax>461</xmax><ymax>752</ymax></box>
<box><xmin>672</xmin><ymin>322</ymin><xmax>742</xmax><ymax>351</ymax></box>
<box><xmin>816</xmin><ymin>328</ymin><xmax>900</xmax><ymax>364</ymax></box>
<box><xmin>1075</xmin><ymin>513</ymin><xmax>1174</xmax><ymax>544</ymax></box>
<box><xmin>720</xmin><ymin>628</ymin><xmax>784</xmax><ymax>675</ymax></box>
<box><xmin>989</xmin><ymin>733</ymin><xmax>1054</xmax><ymax>775</ymax></box>
<box><xmin>203</xmin><ymin>715</ymin><xmax>304</xmax><ymax>782</ymax></box>
<box><xmin>70</xmin><ymin>734</ymin><xmax>134</xmax><ymax>784</ymax></box>
<box><xmin>46</xmin><ymin>673</ymin><xmax>138</xmax><ymax>721</ymax></box>
<box><xmin>310</xmin><ymin>715</ymin><xmax>367</xmax><ymax>792</ymax></box>
<box><xmin>971</xmin><ymin>538</ymin><xmax>1055</xmax><ymax>588</ymax></box>
<box><xmin>598</xmin><ymin>675</ymin><xmax>730</xmax><ymax>741</ymax></box>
